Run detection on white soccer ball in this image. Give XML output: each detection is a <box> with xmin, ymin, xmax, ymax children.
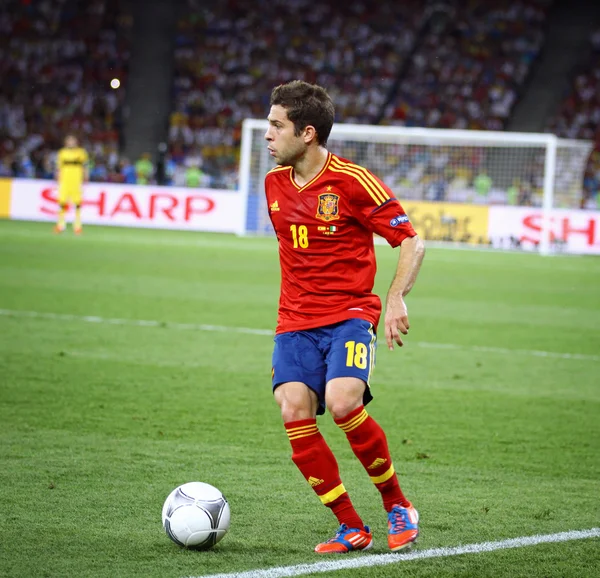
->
<box><xmin>162</xmin><ymin>482</ymin><xmax>230</xmax><ymax>549</ymax></box>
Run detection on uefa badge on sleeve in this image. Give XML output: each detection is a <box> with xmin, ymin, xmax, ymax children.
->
<box><xmin>390</xmin><ymin>215</ymin><xmax>410</xmax><ymax>227</ymax></box>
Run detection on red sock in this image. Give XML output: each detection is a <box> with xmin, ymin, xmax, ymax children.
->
<box><xmin>335</xmin><ymin>406</ymin><xmax>410</xmax><ymax>512</ymax></box>
<box><xmin>285</xmin><ymin>418</ymin><xmax>364</xmax><ymax>529</ymax></box>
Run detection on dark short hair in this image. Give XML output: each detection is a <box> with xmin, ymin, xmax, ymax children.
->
<box><xmin>270</xmin><ymin>81</ymin><xmax>335</xmax><ymax>146</ymax></box>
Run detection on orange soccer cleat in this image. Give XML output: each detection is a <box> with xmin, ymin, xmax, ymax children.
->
<box><xmin>314</xmin><ymin>524</ymin><xmax>373</xmax><ymax>554</ymax></box>
<box><xmin>54</xmin><ymin>224</ymin><xmax>65</xmax><ymax>234</ymax></box>
<box><xmin>387</xmin><ymin>503</ymin><xmax>419</xmax><ymax>551</ymax></box>
<box><xmin>73</xmin><ymin>226</ymin><xmax>82</xmax><ymax>235</ymax></box>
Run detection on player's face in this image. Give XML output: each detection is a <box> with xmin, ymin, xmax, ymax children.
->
<box><xmin>65</xmin><ymin>136</ymin><xmax>77</xmax><ymax>148</ymax></box>
<box><xmin>265</xmin><ymin>105</ymin><xmax>307</xmax><ymax>166</ymax></box>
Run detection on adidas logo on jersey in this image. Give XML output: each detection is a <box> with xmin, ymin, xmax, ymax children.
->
<box><xmin>308</xmin><ymin>476</ymin><xmax>324</xmax><ymax>487</ymax></box>
<box><xmin>270</xmin><ymin>200</ymin><xmax>280</xmax><ymax>212</ymax></box>
<box><xmin>367</xmin><ymin>458</ymin><xmax>388</xmax><ymax>470</ymax></box>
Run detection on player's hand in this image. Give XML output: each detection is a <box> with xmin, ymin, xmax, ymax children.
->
<box><xmin>384</xmin><ymin>295</ymin><xmax>410</xmax><ymax>350</ymax></box>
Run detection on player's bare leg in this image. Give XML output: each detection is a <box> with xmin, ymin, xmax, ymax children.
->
<box><xmin>275</xmin><ymin>382</ymin><xmax>370</xmax><ymax>553</ymax></box>
<box><xmin>73</xmin><ymin>203</ymin><xmax>82</xmax><ymax>235</ymax></box>
<box><xmin>324</xmin><ymin>377</ymin><xmax>365</xmax><ymax>421</ymax></box>
<box><xmin>55</xmin><ymin>203</ymin><xmax>67</xmax><ymax>233</ymax></box>
<box><xmin>327</xmin><ymin>377</ymin><xmax>419</xmax><ymax>551</ymax></box>
<box><xmin>275</xmin><ymin>381</ymin><xmax>318</xmax><ymax>422</ymax></box>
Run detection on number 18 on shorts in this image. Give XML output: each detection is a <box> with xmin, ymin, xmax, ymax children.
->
<box><xmin>271</xmin><ymin>318</ymin><xmax>376</xmax><ymax>415</ymax></box>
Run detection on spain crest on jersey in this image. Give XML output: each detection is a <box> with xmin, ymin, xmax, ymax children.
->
<box><xmin>316</xmin><ymin>192</ymin><xmax>340</xmax><ymax>222</ymax></box>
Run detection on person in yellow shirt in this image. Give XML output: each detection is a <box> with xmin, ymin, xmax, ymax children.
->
<box><xmin>55</xmin><ymin>135</ymin><xmax>89</xmax><ymax>234</ymax></box>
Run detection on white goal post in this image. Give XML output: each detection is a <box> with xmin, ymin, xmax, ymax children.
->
<box><xmin>238</xmin><ymin>119</ymin><xmax>593</xmax><ymax>255</ymax></box>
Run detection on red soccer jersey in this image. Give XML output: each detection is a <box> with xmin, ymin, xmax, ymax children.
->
<box><xmin>265</xmin><ymin>152</ymin><xmax>417</xmax><ymax>334</ymax></box>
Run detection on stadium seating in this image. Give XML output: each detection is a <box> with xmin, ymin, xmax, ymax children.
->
<box><xmin>169</xmin><ymin>0</ymin><xmax>554</xmax><ymax>188</ymax></box>
<box><xmin>0</xmin><ymin>0</ymin><xmax>132</xmax><ymax>180</ymax></box>
<box><xmin>2</xmin><ymin>0</ymin><xmax>596</xmax><ymax>203</ymax></box>
<box><xmin>548</xmin><ymin>28</ymin><xmax>600</xmax><ymax>208</ymax></box>
<box><xmin>169</xmin><ymin>0</ymin><xmax>425</xmax><ymax>188</ymax></box>
<box><xmin>385</xmin><ymin>1</ymin><xmax>551</xmax><ymax>131</ymax></box>
<box><xmin>372</xmin><ymin>1</ymin><xmax>553</xmax><ymax>206</ymax></box>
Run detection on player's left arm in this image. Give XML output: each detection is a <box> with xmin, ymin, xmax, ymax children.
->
<box><xmin>350</xmin><ymin>170</ymin><xmax>425</xmax><ymax>349</ymax></box>
<box><xmin>384</xmin><ymin>235</ymin><xmax>425</xmax><ymax>350</ymax></box>
<box><xmin>55</xmin><ymin>150</ymin><xmax>62</xmax><ymax>182</ymax></box>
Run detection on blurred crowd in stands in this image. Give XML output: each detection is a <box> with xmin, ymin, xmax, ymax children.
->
<box><xmin>385</xmin><ymin>1</ymin><xmax>549</xmax><ymax>131</ymax></box>
<box><xmin>169</xmin><ymin>0</ymin><xmax>423</xmax><ymax>188</ymax></box>
<box><xmin>169</xmin><ymin>0</ymin><xmax>553</xmax><ymax>190</ymax></box>
<box><xmin>0</xmin><ymin>0</ymin><xmax>131</xmax><ymax>181</ymax></box>
<box><xmin>548</xmin><ymin>27</ymin><xmax>600</xmax><ymax>208</ymax></box>
<box><xmin>0</xmin><ymin>0</ymin><xmax>597</xmax><ymax>208</ymax></box>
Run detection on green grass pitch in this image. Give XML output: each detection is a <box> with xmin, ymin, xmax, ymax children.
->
<box><xmin>0</xmin><ymin>219</ymin><xmax>599</xmax><ymax>578</ymax></box>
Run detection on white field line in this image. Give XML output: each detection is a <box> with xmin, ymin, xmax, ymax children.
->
<box><xmin>188</xmin><ymin>528</ymin><xmax>600</xmax><ymax>578</ymax></box>
<box><xmin>0</xmin><ymin>308</ymin><xmax>272</xmax><ymax>336</ymax></box>
<box><xmin>413</xmin><ymin>340</ymin><xmax>600</xmax><ymax>362</ymax></box>
<box><xmin>1</xmin><ymin>308</ymin><xmax>599</xmax><ymax>362</ymax></box>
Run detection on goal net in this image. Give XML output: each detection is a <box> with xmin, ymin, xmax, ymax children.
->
<box><xmin>238</xmin><ymin>120</ymin><xmax>593</xmax><ymax>255</ymax></box>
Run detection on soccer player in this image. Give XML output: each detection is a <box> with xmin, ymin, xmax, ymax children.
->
<box><xmin>264</xmin><ymin>81</ymin><xmax>425</xmax><ymax>554</ymax></box>
<box><xmin>55</xmin><ymin>135</ymin><xmax>89</xmax><ymax>234</ymax></box>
